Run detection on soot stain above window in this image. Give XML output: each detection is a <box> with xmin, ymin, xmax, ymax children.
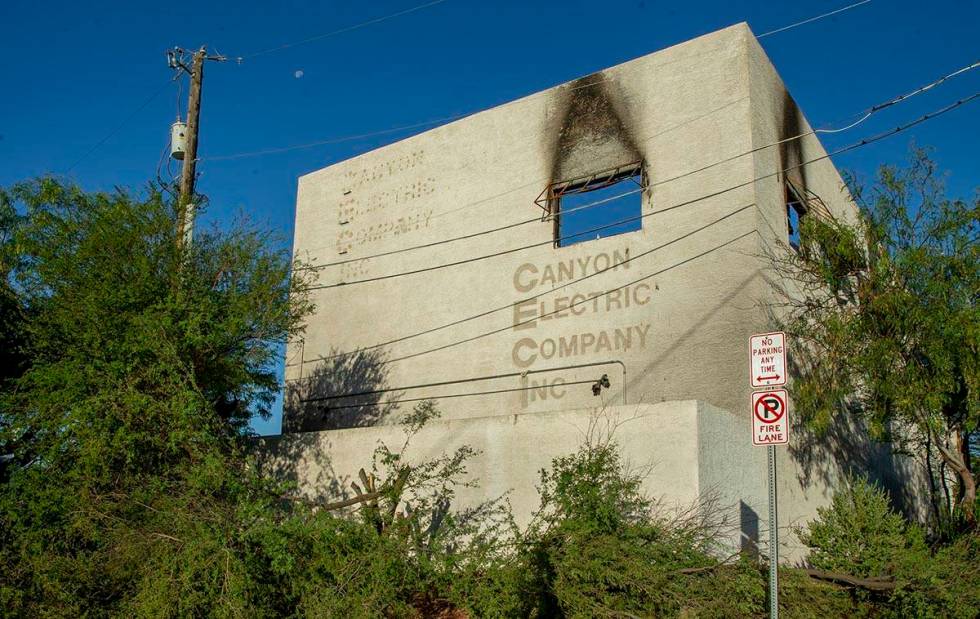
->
<box><xmin>545</xmin><ymin>73</ymin><xmax>644</xmax><ymax>188</ymax></box>
<box><xmin>540</xmin><ymin>73</ymin><xmax>648</xmax><ymax>248</ymax></box>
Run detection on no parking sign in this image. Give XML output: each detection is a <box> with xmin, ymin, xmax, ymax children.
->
<box><xmin>752</xmin><ymin>389</ymin><xmax>789</xmax><ymax>446</ymax></box>
<box><xmin>749</xmin><ymin>333</ymin><xmax>790</xmax><ymax>618</ymax></box>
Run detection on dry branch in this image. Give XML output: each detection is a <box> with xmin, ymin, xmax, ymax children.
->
<box><xmin>804</xmin><ymin>568</ymin><xmax>897</xmax><ymax>592</ymax></box>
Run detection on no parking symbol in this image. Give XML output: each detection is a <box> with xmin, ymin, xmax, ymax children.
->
<box><xmin>752</xmin><ymin>389</ymin><xmax>789</xmax><ymax>446</ymax></box>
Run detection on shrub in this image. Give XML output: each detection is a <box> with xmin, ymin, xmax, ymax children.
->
<box><xmin>800</xmin><ymin>475</ymin><xmax>980</xmax><ymax>618</ymax></box>
<box><xmin>886</xmin><ymin>533</ymin><xmax>980</xmax><ymax>619</ymax></box>
<box><xmin>799</xmin><ymin>475</ymin><xmax>927</xmax><ymax>578</ymax></box>
<box><xmin>516</xmin><ymin>440</ymin><xmax>732</xmax><ymax>617</ymax></box>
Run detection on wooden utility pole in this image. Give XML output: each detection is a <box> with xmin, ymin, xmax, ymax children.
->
<box><xmin>176</xmin><ymin>47</ymin><xmax>207</xmax><ymax>248</ymax></box>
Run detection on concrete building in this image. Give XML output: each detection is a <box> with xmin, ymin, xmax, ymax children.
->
<box><xmin>260</xmin><ymin>23</ymin><xmax>918</xmax><ymax>559</ymax></box>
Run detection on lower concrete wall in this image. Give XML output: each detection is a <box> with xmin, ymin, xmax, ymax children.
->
<box><xmin>263</xmin><ymin>402</ymin><xmax>688</xmax><ymax>521</ymax></box>
<box><xmin>258</xmin><ymin>400</ymin><xmax>836</xmax><ymax>558</ymax></box>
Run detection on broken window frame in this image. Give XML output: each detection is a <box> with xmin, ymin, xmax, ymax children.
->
<box><xmin>785</xmin><ymin>180</ymin><xmax>808</xmax><ymax>251</ymax></box>
<box><xmin>535</xmin><ymin>161</ymin><xmax>646</xmax><ymax>248</ymax></box>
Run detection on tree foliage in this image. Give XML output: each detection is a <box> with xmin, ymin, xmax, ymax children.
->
<box><xmin>515</xmin><ymin>440</ymin><xmax>747</xmax><ymax>617</ymax></box>
<box><xmin>799</xmin><ymin>476</ymin><xmax>927</xmax><ymax>578</ymax></box>
<box><xmin>0</xmin><ymin>178</ymin><xmax>312</xmax><ymax>614</ymax></box>
<box><xmin>1</xmin><ymin>173</ymin><xmax>977</xmax><ymax>616</ymax></box>
<box><xmin>800</xmin><ymin>476</ymin><xmax>980</xmax><ymax>618</ymax></box>
<box><xmin>771</xmin><ymin>148</ymin><xmax>979</xmax><ymax>528</ymax></box>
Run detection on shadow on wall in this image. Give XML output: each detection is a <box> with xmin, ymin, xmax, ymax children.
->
<box><xmin>255</xmin><ymin>347</ymin><xmax>403</xmax><ymax>504</ymax></box>
<box><xmin>739</xmin><ymin>500</ymin><xmax>760</xmax><ymax>559</ymax></box>
<box><xmin>783</xmin><ymin>342</ymin><xmax>922</xmax><ymax>520</ymax></box>
<box><xmin>254</xmin><ymin>431</ymin><xmax>353</xmax><ymax>506</ymax></box>
<box><xmin>282</xmin><ymin>348</ymin><xmax>403</xmax><ymax>433</ymax></box>
<box><xmin>632</xmin><ymin>269</ymin><xmax>761</xmax><ymax>405</ymax></box>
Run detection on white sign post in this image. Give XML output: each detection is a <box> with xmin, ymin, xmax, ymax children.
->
<box><xmin>750</xmin><ymin>333</ymin><xmax>790</xmax><ymax>619</ymax></box>
<box><xmin>750</xmin><ymin>332</ymin><xmax>786</xmax><ymax>388</ymax></box>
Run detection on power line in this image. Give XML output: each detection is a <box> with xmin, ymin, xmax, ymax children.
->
<box><xmin>236</xmin><ymin>0</ymin><xmax>451</xmax><ymax>61</ymax></box>
<box><xmin>432</xmin><ymin>59</ymin><xmax>978</xmax><ymax>219</ymax></box>
<box><xmin>868</xmin><ymin>60</ymin><xmax>979</xmax><ymax>113</ymax></box>
<box><xmin>379</xmin><ymin>230</ymin><xmax>758</xmax><ymax>367</ymax></box>
<box><xmin>292</xmin><ymin>96</ymin><xmax>746</xmax><ymax>268</ymax></box>
<box><xmin>757</xmin><ymin>0</ymin><xmax>873</xmax><ymax>38</ymax></box>
<box><xmin>204</xmin><ymin>40</ymin><xmax>776</xmax><ymax>164</ymax></box>
<box><xmin>64</xmin><ymin>81</ymin><xmax>171</xmax><ymax>174</ymax></box>
<box><xmin>302</xmin><ymin>89</ymin><xmax>980</xmax><ymax>290</ymax></box>
<box><xmin>303</xmin><ymin>186</ymin><xmax>727</xmax><ymax>290</ymax></box>
<box><xmin>202</xmin><ymin>113</ymin><xmax>470</xmax><ymax>161</ymax></box>
<box><xmin>302</xmin><ymin>202</ymin><xmax>756</xmax><ymax>364</ymax></box>
<box><xmin>209</xmin><ymin>3</ymin><xmax>876</xmax><ymax>161</ymax></box>
<box><xmin>293</xmin><ymin>59</ymin><xmax>980</xmax><ymax>272</ymax></box>
<box><xmin>299</xmin><ymin>92</ymin><xmax>980</xmax><ymax>370</ymax></box>
<box><xmin>199</xmin><ymin>72</ymin><xmax>620</xmax><ymax>162</ymax></box>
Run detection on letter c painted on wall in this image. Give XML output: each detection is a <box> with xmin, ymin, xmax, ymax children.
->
<box><xmin>633</xmin><ymin>283</ymin><xmax>653</xmax><ymax>305</ymax></box>
<box><xmin>512</xmin><ymin>338</ymin><xmax>538</xmax><ymax>368</ymax></box>
<box><xmin>513</xmin><ymin>263</ymin><xmax>539</xmax><ymax>293</ymax></box>
<box><xmin>550</xmin><ymin>378</ymin><xmax>566</xmax><ymax>398</ymax></box>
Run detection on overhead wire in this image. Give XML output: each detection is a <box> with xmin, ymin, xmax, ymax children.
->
<box><xmin>299</xmin><ymin>202</ymin><xmax>757</xmax><ymax>365</ymax></box>
<box><xmin>207</xmin><ymin>0</ymin><xmax>879</xmax><ymax>163</ymax></box>
<box><xmin>216</xmin><ymin>37</ymin><xmax>729</xmax><ymax>162</ymax></box>
<box><xmin>304</xmin><ymin>185</ymin><xmax>731</xmax><ymax>290</ymax></box>
<box><xmin>756</xmin><ymin>0</ymin><xmax>873</xmax><ymax>38</ymax></box>
<box><xmin>379</xmin><ymin>229</ymin><xmax>758</xmax><ymax>367</ymax></box>
<box><xmin>429</xmin><ymin>59</ymin><xmax>977</xmax><ymax>220</ymax></box>
<box><xmin>867</xmin><ymin>60</ymin><xmax>979</xmax><ymax>112</ymax></box>
<box><xmin>209</xmin><ymin>39</ymin><xmax>773</xmax><ymax>163</ymax></box>
<box><xmin>64</xmin><ymin>81</ymin><xmax>171</xmax><ymax>174</ymax></box>
<box><xmin>292</xmin><ymin>59</ymin><xmax>980</xmax><ymax>273</ymax></box>
<box><xmin>301</xmin><ymin>81</ymin><xmax>980</xmax><ymax>290</ymax></box>
<box><xmin>199</xmin><ymin>71</ymin><xmax>620</xmax><ymax>162</ymax></box>
<box><xmin>155</xmin><ymin>137</ymin><xmax>177</xmax><ymax>198</ymax></box>
<box><xmin>175</xmin><ymin>73</ymin><xmax>184</xmax><ymax>120</ymax></box>
<box><xmin>299</xmin><ymin>92</ymin><xmax>980</xmax><ymax>369</ymax></box>
<box><xmin>63</xmin><ymin>2</ymin><xmax>452</xmax><ymax>173</ymax></box>
<box><xmin>292</xmin><ymin>96</ymin><xmax>746</xmax><ymax>268</ymax></box>
<box><xmin>236</xmin><ymin>0</ymin><xmax>451</xmax><ymax>61</ymax></box>
<box><xmin>302</xmin><ymin>361</ymin><xmax>621</xmax><ymax>403</ymax></box>
<box><xmin>202</xmin><ymin>113</ymin><xmax>471</xmax><ymax>162</ymax></box>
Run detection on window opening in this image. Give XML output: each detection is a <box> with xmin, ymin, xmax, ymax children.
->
<box><xmin>537</xmin><ymin>162</ymin><xmax>645</xmax><ymax>248</ymax></box>
<box><xmin>785</xmin><ymin>181</ymin><xmax>808</xmax><ymax>250</ymax></box>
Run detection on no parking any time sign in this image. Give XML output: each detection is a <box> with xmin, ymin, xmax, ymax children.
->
<box><xmin>750</xmin><ymin>331</ymin><xmax>786</xmax><ymax>388</ymax></box>
<box><xmin>752</xmin><ymin>389</ymin><xmax>789</xmax><ymax>446</ymax></box>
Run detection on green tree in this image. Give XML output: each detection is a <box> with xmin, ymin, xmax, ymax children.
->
<box><xmin>514</xmin><ymin>438</ymin><xmax>745</xmax><ymax>617</ymax></box>
<box><xmin>0</xmin><ymin>178</ymin><xmax>312</xmax><ymax>614</ymax></box>
<box><xmin>771</xmin><ymin>149</ymin><xmax>979</xmax><ymax>528</ymax></box>
<box><xmin>0</xmin><ymin>180</ymin><xmax>505</xmax><ymax>616</ymax></box>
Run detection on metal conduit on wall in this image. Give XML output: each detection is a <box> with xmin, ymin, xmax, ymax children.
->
<box><xmin>298</xmin><ymin>359</ymin><xmax>628</xmax><ymax>407</ymax></box>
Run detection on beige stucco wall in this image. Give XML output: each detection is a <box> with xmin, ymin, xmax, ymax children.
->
<box><xmin>286</xmin><ymin>23</ymin><xmax>766</xmax><ymax>430</ymax></box>
<box><xmin>269</xmin><ymin>22</ymin><xmax>925</xmax><ymax>561</ymax></box>
<box><xmin>260</xmin><ymin>401</ymin><xmax>777</xmax><ymax>555</ymax></box>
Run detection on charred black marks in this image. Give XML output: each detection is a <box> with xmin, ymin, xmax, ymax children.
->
<box><xmin>779</xmin><ymin>90</ymin><xmax>809</xmax><ymax>193</ymax></box>
<box><xmin>546</xmin><ymin>73</ymin><xmax>644</xmax><ymax>184</ymax></box>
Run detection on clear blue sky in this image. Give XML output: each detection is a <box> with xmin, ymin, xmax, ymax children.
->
<box><xmin>2</xmin><ymin>0</ymin><xmax>977</xmax><ymax>435</ymax></box>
